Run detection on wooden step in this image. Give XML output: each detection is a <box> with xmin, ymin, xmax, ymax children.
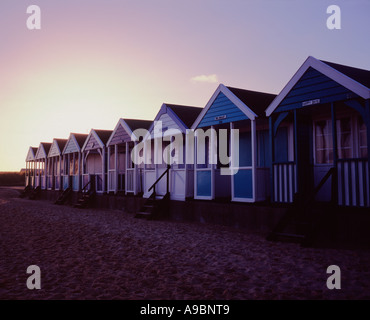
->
<box><xmin>135</xmin><ymin>211</ymin><xmax>153</xmax><ymax>219</ymax></box>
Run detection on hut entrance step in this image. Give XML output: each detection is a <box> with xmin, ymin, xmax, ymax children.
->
<box><xmin>55</xmin><ymin>187</ymin><xmax>72</xmax><ymax>205</ymax></box>
<box><xmin>135</xmin><ymin>192</ymin><xmax>170</xmax><ymax>220</ymax></box>
<box><xmin>29</xmin><ymin>186</ymin><xmax>41</xmax><ymax>200</ymax></box>
<box><xmin>74</xmin><ymin>190</ymin><xmax>96</xmax><ymax>209</ymax></box>
<box><xmin>20</xmin><ymin>185</ymin><xmax>32</xmax><ymax>198</ymax></box>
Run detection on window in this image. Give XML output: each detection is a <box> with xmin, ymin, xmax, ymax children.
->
<box><xmin>359</xmin><ymin>116</ymin><xmax>368</xmax><ymax>158</ymax></box>
<box><xmin>314</xmin><ymin>117</ymin><xmax>352</xmax><ymax>164</ymax></box>
<box><xmin>337</xmin><ymin>118</ymin><xmax>352</xmax><ymax>159</ymax></box>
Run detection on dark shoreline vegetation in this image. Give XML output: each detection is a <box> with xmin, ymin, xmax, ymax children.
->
<box><xmin>0</xmin><ymin>172</ymin><xmax>25</xmax><ymax>186</ymax></box>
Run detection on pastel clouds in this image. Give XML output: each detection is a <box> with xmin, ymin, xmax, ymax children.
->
<box><xmin>191</xmin><ymin>74</ymin><xmax>218</xmax><ymax>84</ymax></box>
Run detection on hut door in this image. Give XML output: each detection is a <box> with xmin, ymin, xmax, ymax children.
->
<box><xmin>194</xmin><ymin>135</ymin><xmax>213</xmax><ymax>200</ymax></box>
<box><xmin>232</xmin><ymin>131</ymin><xmax>253</xmax><ymax>202</ymax></box>
<box><xmin>296</xmin><ymin>114</ymin><xmax>314</xmax><ymax>199</ymax></box>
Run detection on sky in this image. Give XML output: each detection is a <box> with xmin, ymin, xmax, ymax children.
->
<box><xmin>0</xmin><ymin>0</ymin><xmax>369</xmax><ymax>171</ymax></box>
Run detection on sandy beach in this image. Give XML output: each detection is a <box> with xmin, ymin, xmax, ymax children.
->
<box><xmin>0</xmin><ymin>187</ymin><xmax>369</xmax><ymax>300</ymax></box>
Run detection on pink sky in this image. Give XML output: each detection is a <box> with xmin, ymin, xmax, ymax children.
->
<box><xmin>0</xmin><ymin>0</ymin><xmax>369</xmax><ymax>171</ymax></box>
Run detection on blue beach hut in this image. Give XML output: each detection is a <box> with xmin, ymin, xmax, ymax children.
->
<box><xmin>191</xmin><ymin>84</ymin><xmax>276</xmax><ymax>202</ymax></box>
<box><xmin>265</xmin><ymin>56</ymin><xmax>370</xmax><ymax>207</ymax></box>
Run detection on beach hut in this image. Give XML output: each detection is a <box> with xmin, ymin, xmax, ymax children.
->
<box><xmin>106</xmin><ymin>119</ymin><xmax>152</xmax><ymax>195</ymax></box>
<box><xmin>265</xmin><ymin>56</ymin><xmax>370</xmax><ymax>207</ymax></box>
<box><xmin>191</xmin><ymin>84</ymin><xmax>276</xmax><ymax>202</ymax></box>
<box><xmin>81</xmin><ymin>129</ymin><xmax>113</xmax><ymax>193</ymax></box>
<box><xmin>62</xmin><ymin>133</ymin><xmax>88</xmax><ymax>191</ymax></box>
<box><xmin>34</xmin><ymin>142</ymin><xmax>52</xmax><ymax>190</ymax></box>
<box><xmin>143</xmin><ymin>103</ymin><xmax>202</xmax><ymax>200</ymax></box>
<box><xmin>25</xmin><ymin>147</ymin><xmax>37</xmax><ymax>188</ymax></box>
<box><xmin>47</xmin><ymin>139</ymin><xmax>67</xmax><ymax>191</ymax></box>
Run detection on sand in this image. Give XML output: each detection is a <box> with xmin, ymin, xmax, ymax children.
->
<box><xmin>0</xmin><ymin>187</ymin><xmax>369</xmax><ymax>300</ymax></box>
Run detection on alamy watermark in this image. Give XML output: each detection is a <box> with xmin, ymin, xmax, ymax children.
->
<box><xmin>26</xmin><ymin>265</ymin><xmax>41</xmax><ymax>290</ymax></box>
<box><xmin>129</xmin><ymin>121</ymin><xmax>241</xmax><ymax>176</ymax></box>
<box><xmin>327</xmin><ymin>5</ymin><xmax>341</xmax><ymax>30</ymax></box>
<box><xmin>26</xmin><ymin>4</ymin><xmax>342</xmax><ymax>31</ymax></box>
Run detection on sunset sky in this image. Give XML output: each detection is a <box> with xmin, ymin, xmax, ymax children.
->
<box><xmin>0</xmin><ymin>0</ymin><xmax>369</xmax><ymax>171</ymax></box>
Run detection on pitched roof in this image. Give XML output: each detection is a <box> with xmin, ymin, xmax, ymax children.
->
<box><xmin>166</xmin><ymin>104</ymin><xmax>203</xmax><ymax>128</ymax></box>
<box><xmin>266</xmin><ymin>56</ymin><xmax>370</xmax><ymax>116</ymax></box>
<box><xmin>321</xmin><ymin>60</ymin><xmax>370</xmax><ymax>89</ymax></box>
<box><xmin>94</xmin><ymin>130</ymin><xmax>114</xmax><ymax>145</ymax></box>
<box><xmin>41</xmin><ymin>142</ymin><xmax>52</xmax><ymax>155</ymax></box>
<box><xmin>72</xmin><ymin>133</ymin><xmax>88</xmax><ymax>148</ymax></box>
<box><xmin>54</xmin><ymin>139</ymin><xmax>67</xmax><ymax>151</ymax></box>
<box><xmin>226</xmin><ymin>86</ymin><xmax>277</xmax><ymax>117</ymax></box>
<box><xmin>124</xmin><ymin>119</ymin><xmax>152</xmax><ymax>131</ymax></box>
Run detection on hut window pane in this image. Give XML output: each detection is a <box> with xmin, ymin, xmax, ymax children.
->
<box><xmin>109</xmin><ymin>152</ymin><xmax>115</xmax><ymax>169</ymax></box>
<box><xmin>315</xmin><ymin>117</ymin><xmax>353</xmax><ymax>164</ymax></box>
<box><xmin>315</xmin><ymin>120</ymin><xmax>333</xmax><ymax>164</ymax></box>
<box><xmin>359</xmin><ymin>116</ymin><xmax>368</xmax><ymax>158</ymax></box>
<box><xmin>337</xmin><ymin>117</ymin><xmax>353</xmax><ymax>159</ymax></box>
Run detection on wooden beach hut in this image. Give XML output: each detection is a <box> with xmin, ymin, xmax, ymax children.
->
<box><xmin>81</xmin><ymin>129</ymin><xmax>113</xmax><ymax>193</ymax></box>
<box><xmin>191</xmin><ymin>84</ymin><xmax>276</xmax><ymax>202</ymax></box>
<box><xmin>25</xmin><ymin>147</ymin><xmax>37</xmax><ymax>188</ymax></box>
<box><xmin>265</xmin><ymin>56</ymin><xmax>370</xmax><ymax>207</ymax></box>
<box><xmin>142</xmin><ymin>103</ymin><xmax>202</xmax><ymax>201</ymax></box>
<box><xmin>106</xmin><ymin>119</ymin><xmax>152</xmax><ymax>195</ymax></box>
<box><xmin>47</xmin><ymin>139</ymin><xmax>67</xmax><ymax>191</ymax></box>
<box><xmin>62</xmin><ymin>133</ymin><xmax>88</xmax><ymax>191</ymax></box>
<box><xmin>34</xmin><ymin>142</ymin><xmax>52</xmax><ymax>190</ymax></box>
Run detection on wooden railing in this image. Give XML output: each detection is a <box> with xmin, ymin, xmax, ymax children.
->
<box><xmin>126</xmin><ymin>169</ymin><xmax>135</xmax><ymax>192</ymax></box>
<box><xmin>337</xmin><ymin>158</ymin><xmax>369</xmax><ymax>207</ymax></box>
<box><xmin>272</xmin><ymin>162</ymin><xmax>296</xmax><ymax>203</ymax></box>
<box><xmin>148</xmin><ymin>165</ymin><xmax>170</xmax><ymax>195</ymax></box>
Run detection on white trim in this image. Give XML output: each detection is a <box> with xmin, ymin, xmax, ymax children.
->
<box><xmin>251</xmin><ymin>119</ymin><xmax>257</xmax><ymax>202</ymax></box>
<box><xmin>144</xmin><ymin>103</ymin><xmax>188</xmax><ymax>141</ymax></box>
<box><xmin>266</xmin><ymin>56</ymin><xmax>370</xmax><ymax>117</ymax></box>
<box><xmin>107</xmin><ymin>118</ymin><xmax>135</xmax><ymax>146</ymax></box>
<box><xmin>81</xmin><ymin>129</ymin><xmax>105</xmax><ymax>152</ymax></box>
<box><xmin>35</xmin><ymin>143</ymin><xmax>49</xmax><ymax>160</ymax></box>
<box><xmin>26</xmin><ymin>147</ymin><xmax>36</xmax><ymax>161</ymax></box>
<box><xmin>62</xmin><ymin>133</ymin><xmax>83</xmax><ymax>155</ymax></box>
<box><xmin>191</xmin><ymin>84</ymin><xmax>257</xmax><ymax>129</ymax></box>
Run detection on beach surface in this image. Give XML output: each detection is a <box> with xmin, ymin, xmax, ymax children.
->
<box><xmin>0</xmin><ymin>187</ymin><xmax>369</xmax><ymax>300</ymax></box>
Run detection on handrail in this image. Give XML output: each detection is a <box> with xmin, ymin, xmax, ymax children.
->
<box><xmin>311</xmin><ymin>167</ymin><xmax>336</xmax><ymax>200</ymax></box>
<box><xmin>148</xmin><ymin>165</ymin><xmax>170</xmax><ymax>193</ymax></box>
<box><xmin>81</xmin><ymin>180</ymin><xmax>91</xmax><ymax>192</ymax></box>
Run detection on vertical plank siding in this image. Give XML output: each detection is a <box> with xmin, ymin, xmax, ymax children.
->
<box><xmin>273</xmin><ymin>162</ymin><xmax>296</xmax><ymax>203</ymax></box>
<box><xmin>338</xmin><ymin>159</ymin><xmax>369</xmax><ymax>207</ymax></box>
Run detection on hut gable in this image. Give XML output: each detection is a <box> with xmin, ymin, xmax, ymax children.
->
<box><xmin>108</xmin><ymin>119</ymin><xmax>153</xmax><ymax>146</ymax></box>
<box><xmin>192</xmin><ymin>84</ymin><xmax>275</xmax><ymax>129</ymax></box>
<box><xmin>108</xmin><ymin>120</ymin><xmax>132</xmax><ymax>146</ymax></box>
<box><xmin>147</xmin><ymin>103</ymin><xmax>201</xmax><ymax>139</ymax></box>
<box><xmin>35</xmin><ymin>143</ymin><xmax>52</xmax><ymax>160</ymax></box>
<box><xmin>48</xmin><ymin>139</ymin><xmax>67</xmax><ymax>158</ymax></box>
<box><xmin>63</xmin><ymin>133</ymin><xmax>88</xmax><ymax>154</ymax></box>
<box><xmin>266</xmin><ymin>56</ymin><xmax>370</xmax><ymax>116</ymax></box>
<box><xmin>26</xmin><ymin>147</ymin><xmax>37</xmax><ymax>161</ymax></box>
<box><xmin>83</xmin><ymin>131</ymin><xmax>102</xmax><ymax>152</ymax></box>
<box><xmin>82</xmin><ymin>130</ymin><xmax>113</xmax><ymax>152</ymax></box>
